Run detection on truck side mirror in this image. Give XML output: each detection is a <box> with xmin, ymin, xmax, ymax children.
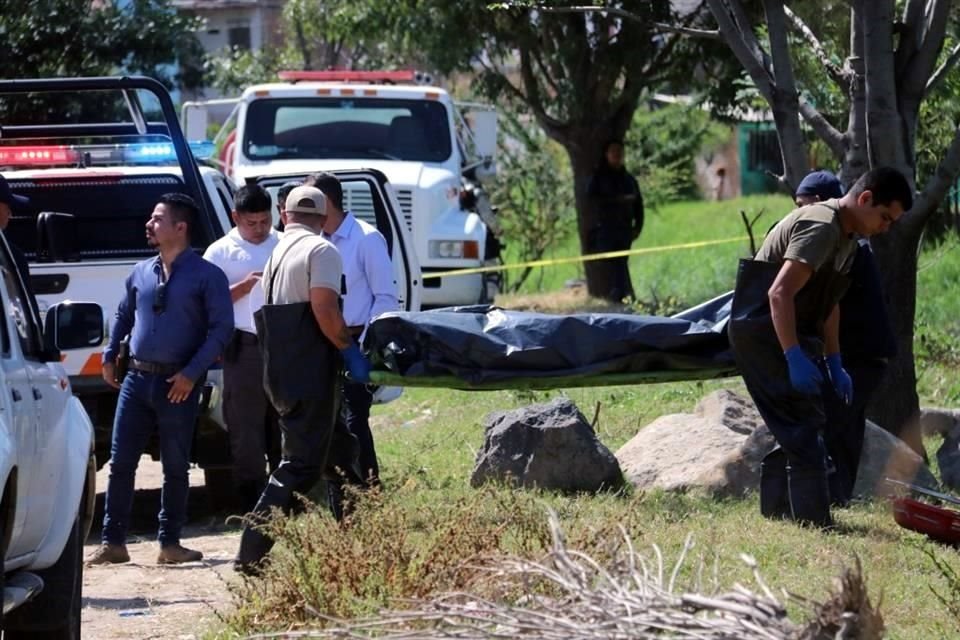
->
<box><xmin>44</xmin><ymin>302</ymin><xmax>104</xmax><ymax>354</ymax></box>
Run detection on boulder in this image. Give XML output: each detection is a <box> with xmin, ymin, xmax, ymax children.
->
<box><xmin>615</xmin><ymin>389</ymin><xmax>775</xmax><ymax>497</ymax></box>
<box><xmin>615</xmin><ymin>389</ymin><xmax>937</xmax><ymax>499</ymax></box>
<box><xmin>919</xmin><ymin>407</ymin><xmax>960</xmax><ymax>438</ymax></box>
<box><xmin>854</xmin><ymin>420</ymin><xmax>938</xmax><ymax>497</ymax></box>
<box><xmin>936</xmin><ymin>428</ymin><xmax>960</xmax><ymax>491</ymax></box>
<box><xmin>471</xmin><ymin>397</ymin><xmax>622</xmax><ymax>492</ymax></box>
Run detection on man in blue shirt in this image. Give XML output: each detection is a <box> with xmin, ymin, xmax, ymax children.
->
<box><xmin>87</xmin><ymin>193</ymin><xmax>234</xmax><ymax>565</ymax></box>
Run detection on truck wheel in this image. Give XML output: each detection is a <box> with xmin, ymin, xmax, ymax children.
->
<box><xmin>3</xmin><ymin>514</ymin><xmax>83</xmax><ymax>639</ymax></box>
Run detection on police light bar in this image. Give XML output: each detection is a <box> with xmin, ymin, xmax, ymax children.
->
<box><xmin>0</xmin><ymin>145</ymin><xmax>79</xmax><ymax>166</ymax></box>
<box><xmin>278</xmin><ymin>70</ymin><xmax>425</xmax><ymax>84</ymax></box>
<box><xmin>0</xmin><ymin>141</ymin><xmax>215</xmax><ymax>167</ymax></box>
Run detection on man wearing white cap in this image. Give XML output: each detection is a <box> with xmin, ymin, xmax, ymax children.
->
<box><xmin>234</xmin><ymin>185</ymin><xmax>371</xmax><ymax>575</ymax></box>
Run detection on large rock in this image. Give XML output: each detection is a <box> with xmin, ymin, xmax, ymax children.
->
<box><xmin>471</xmin><ymin>397</ymin><xmax>622</xmax><ymax>492</ymax></box>
<box><xmin>919</xmin><ymin>407</ymin><xmax>960</xmax><ymax>438</ymax></box>
<box><xmin>854</xmin><ymin>420</ymin><xmax>938</xmax><ymax>496</ymax></box>
<box><xmin>615</xmin><ymin>389</ymin><xmax>937</xmax><ymax>499</ymax></box>
<box><xmin>616</xmin><ymin>389</ymin><xmax>775</xmax><ymax>497</ymax></box>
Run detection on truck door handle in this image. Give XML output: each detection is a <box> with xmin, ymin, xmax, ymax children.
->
<box><xmin>11</xmin><ymin>389</ymin><xmax>21</xmax><ymax>402</ymax></box>
<box><xmin>32</xmin><ymin>388</ymin><xmax>42</xmax><ymax>401</ymax></box>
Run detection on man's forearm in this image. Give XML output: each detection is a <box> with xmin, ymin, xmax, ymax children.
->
<box><xmin>229</xmin><ymin>280</ymin><xmax>252</xmax><ymax>303</ymax></box>
<box><xmin>313</xmin><ymin>303</ymin><xmax>353</xmax><ymax>349</ymax></box>
<box><xmin>769</xmin><ymin>292</ymin><xmax>800</xmax><ymax>353</ymax></box>
<box><xmin>823</xmin><ymin>304</ymin><xmax>841</xmax><ymax>355</ymax></box>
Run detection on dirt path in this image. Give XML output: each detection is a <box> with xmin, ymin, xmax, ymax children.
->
<box><xmin>82</xmin><ymin>457</ymin><xmax>240</xmax><ymax>639</ymax></box>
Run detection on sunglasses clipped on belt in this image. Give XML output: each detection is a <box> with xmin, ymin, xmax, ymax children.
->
<box><xmin>153</xmin><ymin>281</ymin><xmax>167</xmax><ymax>313</ymax></box>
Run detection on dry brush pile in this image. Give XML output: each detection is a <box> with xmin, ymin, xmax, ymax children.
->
<box><xmin>227</xmin><ymin>498</ymin><xmax>883</xmax><ymax>640</ymax></box>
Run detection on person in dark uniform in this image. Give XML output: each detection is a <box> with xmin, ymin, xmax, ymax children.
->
<box><xmin>794</xmin><ymin>170</ymin><xmax>898</xmax><ymax>507</ymax></box>
<box><xmin>587</xmin><ymin>140</ymin><xmax>644</xmax><ymax>302</ymax></box>
<box><xmin>0</xmin><ymin>175</ymin><xmax>34</xmax><ymax>286</ymax></box>
<box><xmin>730</xmin><ymin>166</ymin><xmax>912</xmax><ymax>528</ymax></box>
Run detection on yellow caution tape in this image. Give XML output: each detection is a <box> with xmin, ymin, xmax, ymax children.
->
<box><xmin>421</xmin><ymin>235</ymin><xmax>750</xmax><ymax>280</ymax></box>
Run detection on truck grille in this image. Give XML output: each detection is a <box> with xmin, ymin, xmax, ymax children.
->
<box><xmin>395</xmin><ymin>189</ymin><xmax>414</xmax><ymax>232</ymax></box>
<box><xmin>344</xmin><ymin>185</ymin><xmax>414</xmax><ymax>233</ymax></box>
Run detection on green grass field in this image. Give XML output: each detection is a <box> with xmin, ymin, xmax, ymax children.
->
<box><xmin>217</xmin><ymin>195</ymin><xmax>960</xmax><ymax>639</ymax></box>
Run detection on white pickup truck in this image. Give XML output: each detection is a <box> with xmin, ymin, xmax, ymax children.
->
<box><xmin>184</xmin><ymin>69</ymin><xmax>499</xmax><ymax>307</ymax></box>
<box><xmin>0</xmin><ymin>227</ymin><xmax>100</xmax><ymax>637</ymax></box>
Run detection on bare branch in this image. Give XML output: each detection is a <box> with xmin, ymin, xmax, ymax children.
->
<box><xmin>798</xmin><ymin>98</ymin><xmax>846</xmax><ymax>158</ymax></box>
<box><xmin>902</xmin><ymin>0</ymin><xmax>951</xmax><ymax>97</ymax></box>
<box><xmin>517</xmin><ymin>48</ymin><xmax>569</xmax><ymax>138</ymax></box>
<box><xmin>705</xmin><ymin>0</ymin><xmax>774</xmax><ymax>102</ymax></box>
<box><xmin>910</xmin><ymin>124</ymin><xmax>960</xmax><ymax>233</ymax></box>
<box><xmin>536</xmin><ymin>5</ymin><xmax>721</xmax><ymax>39</ymax></box>
<box><xmin>782</xmin><ymin>5</ymin><xmax>849</xmax><ymax>91</ymax></box>
<box><xmin>926</xmin><ymin>41</ymin><xmax>960</xmax><ymax>96</ymax></box>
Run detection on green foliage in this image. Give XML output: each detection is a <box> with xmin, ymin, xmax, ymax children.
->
<box><xmin>0</xmin><ymin>0</ymin><xmax>204</xmax><ymax>124</ymax></box>
<box><xmin>626</xmin><ymin>102</ymin><xmax>731</xmax><ymax>207</ymax></box>
<box><xmin>492</xmin><ymin>105</ymin><xmax>577</xmax><ymax>293</ymax></box>
<box><xmin>918</xmin><ymin>543</ymin><xmax>960</xmax><ymax>632</ymax></box>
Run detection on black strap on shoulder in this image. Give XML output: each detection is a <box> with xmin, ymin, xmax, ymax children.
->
<box><xmin>264</xmin><ymin>233</ymin><xmax>313</xmax><ymax>305</ymax></box>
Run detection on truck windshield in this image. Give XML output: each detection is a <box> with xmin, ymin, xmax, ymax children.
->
<box><xmin>243</xmin><ymin>98</ymin><xmax>452</xmax><ymax>163</ymax></box>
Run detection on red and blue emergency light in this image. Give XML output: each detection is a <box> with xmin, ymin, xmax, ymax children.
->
<box><xmin>0</xmin><ymin>141</ymin><xmax>215</xmax><ymax>167</ymax></box>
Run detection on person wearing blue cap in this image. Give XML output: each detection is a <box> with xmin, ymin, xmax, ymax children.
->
<box><xmin>791</xmin><ymin>170</ymin><xmax>899</xmax><ymax>508</ymax></box>
<box><xmin>794</xmin><ymin>170</ymin><xmax>844</xmax><ymax>205</ymax></box>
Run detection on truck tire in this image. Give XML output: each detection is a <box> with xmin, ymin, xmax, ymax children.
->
<box><xmin>3</xmin><ymin>514</ymin><xmax>83</xmax><ymax>639</ymax></box>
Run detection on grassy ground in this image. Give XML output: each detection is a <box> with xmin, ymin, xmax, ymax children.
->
<box><xmin>216</xmin><ymin>195</ymin><xmax>960</xmax><ymax>639</ymax></box>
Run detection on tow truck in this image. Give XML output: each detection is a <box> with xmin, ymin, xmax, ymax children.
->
<box><xmin>183</xmin><ymin>69</ymin><xmax>500</xmax><ymax>307</ymax></box>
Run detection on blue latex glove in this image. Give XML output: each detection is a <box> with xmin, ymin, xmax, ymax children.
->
<box><xmin>825</xmin><ymin>352</ymin><xmax>853</xmax><ymax>405</ymax></box>
<box><xmin>784</xmin><ymin>345</ymin><xmax>823</xmax><ymax>395</ymax></box>
<box><xmin>340</xmin><ymin>343</ymin><xmax>372</xmax><ymax>383</ymax></box>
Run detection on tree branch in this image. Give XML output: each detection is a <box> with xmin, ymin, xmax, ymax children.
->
<box><xmin>705</xmin><ymin>0</ymin><xmax>774</xmax><ymax>102</ymax></box>
<box><xmin>782</xmin><ymin>5</ymin><xmax>849</xmax><ymax>92</ymax></box>
<box><xmin>926</xmin><ymin>41</ymin><xmax>960</xmax><ymax>96</ymax></box>
<box><xmin>516</xmin><ymin>48</ymin><xmax>568</xmax><ymax>137</ymax></box>
<box><xmin>902</xmin><ymin>0</ymin><xmax>950</xmax><ymax>97</ymax></box>
<box><xmin>799</xmin><ymin>97</ymin><xmax>846</xmax><ymax>158</ymax></box>
<box><xmin>908</xmin><ymin>123</ymin><xmax>960</xmax><ymax>234</ymax></box>
<box><xmin>535</xmin><ymin>5</ymin><xmax>721</xmax><ymax>39</ymax></box>
<box><xmin>761</xmin><ymin>0</ymin><xmax>809</xmax><ymax>189</ymax></box>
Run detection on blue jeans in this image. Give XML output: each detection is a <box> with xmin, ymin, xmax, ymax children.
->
<box><xmin>102</xmin><ymin>370</ymin><xmax>201</xmax><ymax>546</ymax></box>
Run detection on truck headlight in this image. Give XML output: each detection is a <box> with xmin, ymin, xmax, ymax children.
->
<box><xmin>429</xmin><ymin>240</ymin><xmax>479</xmax><ymax>259</ymax></box>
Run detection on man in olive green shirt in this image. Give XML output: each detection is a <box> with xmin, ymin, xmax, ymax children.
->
<box><xmin>729</xmin><ymin>166</ymin><xmax>912</xmax><ymax>528</ymax></box>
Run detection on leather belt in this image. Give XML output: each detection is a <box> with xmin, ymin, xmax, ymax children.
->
<box><xmin>347</xmin><ymin>325</ymin><xmax>365</xmax><ymax>337</ymax></box>
<box><xmin>129</xmin><ymin>358</ymin><xmax>182</xmax><ymax>376</ymax></box>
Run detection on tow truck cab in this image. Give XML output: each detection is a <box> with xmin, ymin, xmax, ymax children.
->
<box><xmin>184</xmin><ymin>69</ymin><xmax>500</xmax><ymax>307</ymax></box>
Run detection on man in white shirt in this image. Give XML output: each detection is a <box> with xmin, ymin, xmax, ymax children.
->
<box><xmin>307</xmin><ymin>172</ymin><xmax>399</xmax><ymax>488</ymax></box>
<box><xmin>203</xmin><ymin>185</ymin><xmax>281</xmax><ymax>512</ymax></box>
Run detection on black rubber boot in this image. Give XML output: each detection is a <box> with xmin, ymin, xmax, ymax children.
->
<box><xmin>759</xmin><ymin>448</ymin><xmax>790</xmax><ymax>519</ymax></box>
<box><xmin>233</xmin><ymin>478</ymin><xmax>293</xmax><ymax>575</ymax></box>
<box><xmin>786</xmin><ymin>464</ymin><xmax>834</xmax><ymax>528</ymax></box>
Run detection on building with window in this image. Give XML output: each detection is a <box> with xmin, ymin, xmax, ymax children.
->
<box><xmin>172</xmin><ymin>0</ymin><xmax>284</xmax><ymax>64</ymax></box>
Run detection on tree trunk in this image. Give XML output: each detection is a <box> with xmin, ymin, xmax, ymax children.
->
<box><xmin>865</xmin><ymin>217</ymin><xmax>926</xmax><ymax>455</ymax></box>
<box><xmin>564</xmin><ymin>134</ymin><xmax>618</xmax><ymax>300</ymax></box>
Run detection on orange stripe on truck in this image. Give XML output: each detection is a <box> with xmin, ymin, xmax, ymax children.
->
<box><xmin>80</xmin><ymin>354</ymin><xmax>102</xmax><ymax>376</ymax></box>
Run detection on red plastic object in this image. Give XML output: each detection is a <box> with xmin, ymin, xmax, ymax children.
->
<box><xmin>892</xmin><ymin>496</ymin><xmax>960</xmax><ymax>544</ymax></box>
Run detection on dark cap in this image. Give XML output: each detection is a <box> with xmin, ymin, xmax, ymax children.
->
<box><xmin>0</xmin><ymin>175</ymin><xmax>29</xmax><ymax>210</ymax></box>
<box><xmin>796</xmin><ymin>170</ymin><xmax>843</xmax><ymax>200</ymax></box>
